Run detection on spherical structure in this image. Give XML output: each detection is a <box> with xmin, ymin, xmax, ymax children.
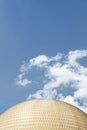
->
<box><xmin>0</xmin><ymin>99</ymin><xmax>87</xmax><ymax>130</ymax></box>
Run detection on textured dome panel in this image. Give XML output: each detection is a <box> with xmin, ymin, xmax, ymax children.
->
<box><xmin>0</xmin><ymin>99</ymin><xmax>87</xmax><ymax>130</ymax></box>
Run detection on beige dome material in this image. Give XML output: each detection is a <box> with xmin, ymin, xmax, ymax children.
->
<box><xmin>0</xmin><ymin>99</ymin><xmax>87</xmax><ymax>130</ymax></box>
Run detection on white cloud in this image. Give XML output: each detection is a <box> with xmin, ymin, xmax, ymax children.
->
<box><xmin>16</xmin><ymin>50</ymin><xmax>87</xmax><ymax>113</ymax></box>
<box><xmin>16</xmin><ymin>73</ymin><xmax>31</xmax><ymax>86</ymax></box>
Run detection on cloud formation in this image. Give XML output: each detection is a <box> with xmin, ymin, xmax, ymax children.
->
<box><xmin>16</xmin><ymin>50</ymin><xmax>87</xmax><ymax>113</ymax></box>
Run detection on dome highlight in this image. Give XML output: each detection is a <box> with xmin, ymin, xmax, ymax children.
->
<box><xmin>0</xmin><ymin>99</ymin><xmax>87</xmax><ymax>130</ymax></box>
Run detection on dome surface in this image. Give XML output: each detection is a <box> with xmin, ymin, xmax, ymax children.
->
<box><xmin>0</xmin><ymin>99</ymin><xmax>87</xmax><ymax>130</ymax></box>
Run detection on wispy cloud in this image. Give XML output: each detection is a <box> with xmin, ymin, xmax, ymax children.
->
<box><xmin>16</xmin><ymin>73</ymin><xmax>32</xmax><ymax>86</ymax></box>
<box><xmin>16</xmin><ymin>50</ymin><xmax>87</xmax><ymax>113</ymax></box>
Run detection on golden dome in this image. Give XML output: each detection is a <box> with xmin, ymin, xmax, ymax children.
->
<box><xmin>0</xmin><ymin>99</ymin><xmax>87</xmax><ymax>130</ymax></box>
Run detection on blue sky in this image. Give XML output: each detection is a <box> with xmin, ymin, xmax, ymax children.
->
<box><xmin>0</xmin><ymin>0</ymin><xmax>87</xmax><ymax>114</ymax></box>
